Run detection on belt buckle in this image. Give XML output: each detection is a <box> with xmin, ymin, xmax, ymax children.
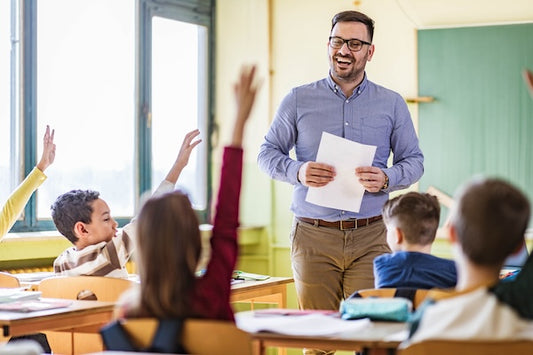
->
<box><xmin>340</xmin><ymin>219</ymin><xmax>357</xmax><ymax>231</ymax></box>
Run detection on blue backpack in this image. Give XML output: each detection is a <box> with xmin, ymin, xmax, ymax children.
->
<box><xmin>100</xmin><ymin>318</ymin><xmax>187</xmax><ymax>354</ymax></box>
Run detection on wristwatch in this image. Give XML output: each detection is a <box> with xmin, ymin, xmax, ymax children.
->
<box><xmin>382</xmin><ymin>173</ymin><xmax>389</xmax><ymax>190</ymax></box>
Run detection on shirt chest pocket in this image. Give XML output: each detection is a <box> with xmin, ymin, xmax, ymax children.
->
<box><xmin>359</xmin><ymin>116</ymin><xmax>392</xmax><ymax>146</ymax></box>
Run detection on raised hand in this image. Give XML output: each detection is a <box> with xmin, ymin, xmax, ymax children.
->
<box><xmin>231</xmin><ymin>65</ymin><xmax>261</xmax><ymax>147</ymax></box>
<box><xmin>165</xmin><ymin>129</ymin><xmax>202</xmax><ymax>184</ymax></box>
<box><xmin>36</xmin><ymin>125</ymin><xmax>56</xmax><ymax>172</ymax></box>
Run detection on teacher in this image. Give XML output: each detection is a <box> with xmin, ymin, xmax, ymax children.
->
<box><xmin>257</xmin><ymin>10</ymin><xmax>424</xmax><ymax>316</ymax></box>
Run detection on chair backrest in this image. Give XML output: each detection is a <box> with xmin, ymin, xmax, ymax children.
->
<box><xmin>399</xmin><ymin>340</ymin><xmax>533</xmax><ymax>355</ymax></box>
<box><xmin>38</xmin><ymin>276</ymin><xmax>134</xmax><ymax>301</ymax></box>
<box><xmin>356</xmin><ymin>288</ymin><xmax>429</xmax><ymax>310</ymax></box>
<box><xmin>0</xmin><ymin>272</ymin><xmax>21</xmax><ymax>288</ymax></box>
<box><xmin>117</xmin><ymin>318</ymin><xmax>253</xmax><ymax>355</ymax></box>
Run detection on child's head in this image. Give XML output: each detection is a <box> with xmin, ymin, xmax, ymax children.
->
<box><xmin>448</xmin><ymin>177</ymin><xmax>530</xmax><ymax>267</ymax></box>
<box><xmin>382</xmin><ymin>192</ymin><xmax>440</xmax><ymax>251</ymax></box>
<box><xmin>51</xmin><ymin>189</ymin><xmax>118</xmax><ymax>246</ymax></box>
<box><xmin>135</xmin><ymin>190</ymin><xmax>201</xmax><ymax>318</ymax></box>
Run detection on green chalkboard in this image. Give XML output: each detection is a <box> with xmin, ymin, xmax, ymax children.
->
<box><xmin>418</xmin><ymin>23</ymin><xmax>533</xmax><ymax>223</ymax></box>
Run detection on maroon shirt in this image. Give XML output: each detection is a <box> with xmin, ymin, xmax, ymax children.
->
<box><xmin>189</xmin><ymin>146</ymin><xmax>242</xmax><ymax>321</ymax></box>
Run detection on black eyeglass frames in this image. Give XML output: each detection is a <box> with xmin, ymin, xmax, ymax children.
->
<box><xmin>328</xmin><ymin>36</ymin><xmax>371</xmax><ymax>52</ymax></box>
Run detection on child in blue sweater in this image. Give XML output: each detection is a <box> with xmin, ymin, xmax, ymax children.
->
<box><xmin>373</xmin><ymin>192</ymin><xmax>457</xmax><ymax>289</ymax></box>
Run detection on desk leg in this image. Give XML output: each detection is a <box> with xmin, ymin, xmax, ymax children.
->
<box><xmin>252</xmin><ymin>339</ymin><xmax>265</xmax><ymax>355</ymax></box>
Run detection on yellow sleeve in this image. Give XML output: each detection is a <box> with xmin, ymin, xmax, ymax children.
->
<box><xmin>0</xmin><ymin>168</ymin><xmax>47</xmax><ymax>238</ymax></box>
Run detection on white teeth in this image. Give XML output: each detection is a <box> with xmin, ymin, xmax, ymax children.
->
<box><xmin>336</xmin><ymin>56</ymin><xmax>352</xmax><ymax>64</ymax></box>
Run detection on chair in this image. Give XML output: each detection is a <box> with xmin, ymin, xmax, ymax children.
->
<box><xmin>355</xmin><ymin>288</ymin><xmax>429</xmax><ymax>310</ymax></box>
<box><xmin>38</xmin><ymin>276</ymin><xmax>135</xmax><ymax>355</ymax></box>
<box><xmin>0</xmin><ymin>272</ymin><xmax>21</xmax><ymax>288</ymax></box>
<box><xmin>113</xmin><ymin>318</ymin><xmax>253</xmax><ymax>355</ymax></box>
<box><xmin>38</xmin><ymin>275</ymin><xmax>134</xmax><ymax>301</ymax></box>
<box><xmin>398</xmin><ymin>339</ymin><xmax>533</xmax><ymax>355</ymax></box>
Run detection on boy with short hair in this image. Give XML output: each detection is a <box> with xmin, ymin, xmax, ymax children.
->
<box><xmin>406</xmin><ymin>177</ymin><xmax>533</xmax><ymax>344</ymax></box>
<box><xmin>373</xmin><ymin>192</ymin><xmax>457</xmax><ymax>289</ymax></box>
<box><xmin>51</xmin><ymin>130</ymin><xmax>200</xmax><ymax>278</ymax></box>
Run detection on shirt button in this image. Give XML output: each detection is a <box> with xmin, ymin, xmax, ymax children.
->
<box><xmin>345</xmin><ymin>122</ymin><xmax>349</xmax><ymax>126</ymax></box>
<box><xmin>345</xmin><ymin>100</ymin><xmax>349</xmax><ymax>103</ymax></box>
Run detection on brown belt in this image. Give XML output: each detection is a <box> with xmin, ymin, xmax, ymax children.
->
<box><xmin>297</xmin><ymin>215</ymin><xmax>383</xmax><ymax>231</ymax></box>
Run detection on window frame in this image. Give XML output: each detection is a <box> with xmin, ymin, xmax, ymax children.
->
<box><xmin>8</xmin><ymin>0</ymin><xmax>215</xmax><ymax>232</ymax></box>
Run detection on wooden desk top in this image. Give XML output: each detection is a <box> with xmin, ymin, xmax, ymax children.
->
<box><xmin>0</xmin><ymin>298</ymin><xmax>115</xmax><ymax>337</ymax></box>
<box><xmin>231</xmin><ymin>277</ymin><xmax>293</xmax><ymax>292</ymax></box>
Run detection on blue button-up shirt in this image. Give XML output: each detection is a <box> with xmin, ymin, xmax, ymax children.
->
<box><xmin>257</xmin><ymin>73</ymin><xmax>424</xmax><ymax>220</ymax></box>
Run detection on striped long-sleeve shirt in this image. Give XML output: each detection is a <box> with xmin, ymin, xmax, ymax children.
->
<box><xmin>53</xmin><ymin>180</ymin><xmax>174</xmax><ymax>278</ymax></box>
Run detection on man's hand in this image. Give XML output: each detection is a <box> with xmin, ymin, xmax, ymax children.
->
<box><xmin>298</xmin><ymin>162</ymin><xmax>336</xmax><ymax>187</ymax></box>
<box><xmin>355</xmin><ymin>166</ymin><xmax>387</xmax><ymax>193</ymax></box>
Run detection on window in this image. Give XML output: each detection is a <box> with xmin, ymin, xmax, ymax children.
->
<box><xmin>37</xmin><ymin>0</ymin><xmax>135</xmax><ymax>221</ymax></box>
<box><xmin>0</xmin><ymin>0</ymin><xmax>18</xmax><ymax>204</ymax></box>
<box><xmin>2</xmin><ymin>0</ymin><xmax>214</xmax><ymax>232</ymax></box>
<box><xmin>150</xmin><ymin>15</ymin><xmax>208</xmax><ymax>210</ymax></box>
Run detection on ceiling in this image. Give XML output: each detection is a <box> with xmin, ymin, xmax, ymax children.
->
<box><xmin>396</xmin><ymin>0</ymin><xmax>533</xmax><ymax>28</ymax></box>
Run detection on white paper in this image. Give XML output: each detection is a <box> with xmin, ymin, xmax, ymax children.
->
<box><xmin>235</xmin><ymin>312</ymin><xmax>371</xmax><ymax>336</ymax></box>
<box><xmin>306</xmin><ymin>132</ymin><xmax>377</xmax><ymax>212</ymax></box>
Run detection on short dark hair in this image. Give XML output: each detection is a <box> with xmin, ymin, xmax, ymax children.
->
<box><xmin>450</xmin><ymin>178</ymin><xmax>530</xmax><ymax>266</ymax></box>
<box><xmin>51</xmin><ymin>189</ymin><xmax>100</xmax><ymax>244</ymax></box>
<box><xmin>331</xmin><ymin>10</ymin><xmax>375</xmax><ymax>42</ymax></box>
<box><xmin>382</xmin><ymin>192</ymin><xmax>440</xmax><ymax>246</ymax></box>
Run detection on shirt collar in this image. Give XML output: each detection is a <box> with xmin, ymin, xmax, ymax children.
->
<box><xmin>326</xmin><ymin>71</ymin><xmax>368</xmax><ymax>98</ymax></box>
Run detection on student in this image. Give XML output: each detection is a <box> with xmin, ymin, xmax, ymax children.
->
<box><xmin>1</xmin><ymin>126</ymin><xmax>55</xmax><ymax>355</ymax></box>
<box><xmin>115</xmin><ymin>65</ymin><xmax>260</xmax><ymax>321</ymax></box>
<box><xmin>1</xmin><ymin>125</ymin><xmax>56</xmax><ymax>238</ymax></box>
<box><xmin>51</xmin><ymin>129</ymin><xmax>201</xmax><ymax>278</ymax></box>
<box><xmin>373</xmin><ymin>192</ymin><xmax>457</xmax><ymax>289</ymax></box>
<box><xmin>489</xmin><ymin>67</ymin><xmax>533</xmax><ymax>318</ymax></box>
<box><xmin>405</xmin><ymin>177</ymin><xmax>533</xmax><ymax>345</ymax></box>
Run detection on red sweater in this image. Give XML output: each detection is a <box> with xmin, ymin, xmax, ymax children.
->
<box><xmin>189</xmin><ymin>146</ymin><xmax>242</xmax><ymax>321</ymax></box>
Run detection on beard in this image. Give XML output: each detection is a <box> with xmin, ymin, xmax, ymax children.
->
<box><xmin>330</xmin><ymin>52</ymin><xmax>367</xmax><ymax>83</ymax></box>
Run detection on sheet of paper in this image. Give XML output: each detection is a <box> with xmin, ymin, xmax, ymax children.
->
<box><xmin>306</xmin><ymin>132</ymin><xmax>377</xmax><ymax>212</ymax></box>
<box><xmin>236</xmin><ymin>312</ymin><xmax>371</xmax><ymax>336</ymax></box>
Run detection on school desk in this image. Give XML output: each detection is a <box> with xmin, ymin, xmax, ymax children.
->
<box><xmin>230</xmin><ymin>276</ymin><xmax>293</xmax><ymax>309</ymax></box>
<box><xmin>0</xmin><ymin>298</ymin><xmax>114</xmax><ymax>338</ymax></box>
<box><xmin>235</xmin><ymin>311</ymin><xmax>407</xmax><ymax>355</ymax></box>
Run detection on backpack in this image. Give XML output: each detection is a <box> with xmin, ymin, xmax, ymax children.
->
<box><xmin>100</xmin><ymin>318</ymin><xmax>187</xmax><ymax>354</ymax></box>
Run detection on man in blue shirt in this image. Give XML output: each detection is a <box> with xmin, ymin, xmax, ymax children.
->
<box><xmin>257</xmin><ymin>10</ymin><xmax>424</xmax><ymax>320</ymax></box>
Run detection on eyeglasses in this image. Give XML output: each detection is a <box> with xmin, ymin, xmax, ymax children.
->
<box><xmin>328</xmin><ymin>36</ymin><xmax>371</xmax><ymax>52</ymax></box>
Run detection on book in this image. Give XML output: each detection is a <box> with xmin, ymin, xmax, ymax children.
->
<box><xmin>232</xmin><ymin>270</ymin><xmax>270</xmax><ymax>281</ymax></box>
<box><xmin>0</xmin><ymin>299</ymin><xmax>72</xmax><ymax>312</ymax></box>
<box><xmin>253</xmin><ymin>308</ymin><xmax>339</xmax><ymax>317</ymax></box>
<box><xmin>0</xmin><ymin>289</ymin><xmax>42</xmax><ymax>303</ymax></box>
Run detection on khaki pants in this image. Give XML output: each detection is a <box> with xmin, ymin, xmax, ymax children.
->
<box><xmin>290</xmin><ymin>218</ymin><xmax>390</xmax><ymax>355</ymax></box>
<box><xmin>290</xmin><ymin>218</ymin><xmax>390</xmax><ymax>311</ymax></box>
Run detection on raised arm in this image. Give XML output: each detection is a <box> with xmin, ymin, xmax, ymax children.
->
<box><xmin>230</xmin><ymin>65</ymin><xmax>261</xmax><ymax>147</ymax></box>
<box><xmin>1</xmin><ymin>125</ymin><xmax>56</xmax><ymax>237</ymax></box>
<box><xmin>36</xmin><ymin>125</ymin><xmax>56</xmax><ymax>172</ymax></box>
<box><xmin>164</xmin><ymin>129</ymin><xmax>202</xmax><ymax>184</ymax></box>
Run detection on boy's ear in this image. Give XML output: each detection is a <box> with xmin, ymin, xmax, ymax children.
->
<box><xmin>395</xmin><ymin>227</ymin><xmax>404</xmax><ymax>244</ymax></box>
<box><xmin>73</xmin><ymin>221</ymin><xmax>89</xmax><ymax>239</ymax></box>
<box><xmin>446</xmin><ymin>222</ymin><xmax>458</xmax><ymax>245</ymax></box>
